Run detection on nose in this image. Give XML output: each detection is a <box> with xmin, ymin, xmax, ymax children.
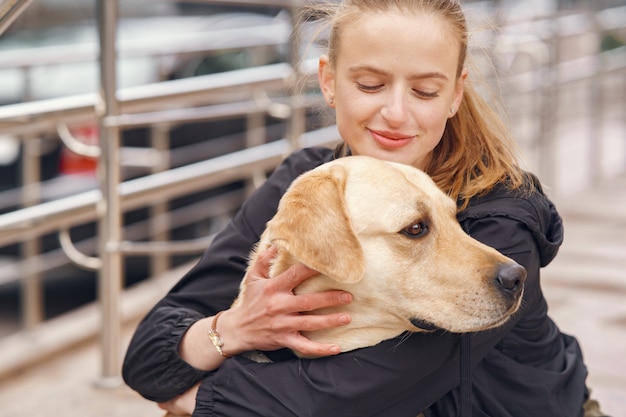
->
<box><xmin>494</xmin><ymin>263</ymin><xmax>526</xmax><ymax>296</ymax></box>
<box><xmin>380</xmin><ymin>89</ymin><xmax>410</xmax><ymax>125</ymax></box>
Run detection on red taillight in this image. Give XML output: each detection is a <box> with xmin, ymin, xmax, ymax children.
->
<box><xmin>59</xmin><ymin>124</ymin><xmax>99</xmax><ymax>176</ymax></box>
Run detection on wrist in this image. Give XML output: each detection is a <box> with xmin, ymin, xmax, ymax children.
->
<box><xmin>211</xmin><ymin>308</ymin><xmax>249</xmax><ymax>355</ymax></box>
<box><xmin>207</xmin><ymin>311</ymin><xmax>232</xmax><ymax>358</ymax></box>
<box><xmin>179</xmin><ymin>313</ymin><xmax>240</xmax><ymax>370</ymax></box>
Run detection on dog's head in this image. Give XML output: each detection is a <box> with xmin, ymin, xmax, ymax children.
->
<box><xmin>259</xmin><ymin>155</ymin><xmax>526</xmax><ymax>352</ymax></box>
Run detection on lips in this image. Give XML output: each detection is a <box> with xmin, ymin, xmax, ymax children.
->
<box><xmin>369</xmin><ymin>129</ymin><xmax>415</xmax><ymax>149</ymax></box>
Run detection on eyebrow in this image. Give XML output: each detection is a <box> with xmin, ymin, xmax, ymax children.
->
<box><xmin>348</xmin><ymin>65</ymin><xmax>449</xmax><ymax>81</ymax></box>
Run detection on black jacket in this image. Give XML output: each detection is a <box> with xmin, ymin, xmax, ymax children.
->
<box><xmin>123</xmin><ymin>147</ymin><xmax>588</xmax><ymax>416</ymax></box>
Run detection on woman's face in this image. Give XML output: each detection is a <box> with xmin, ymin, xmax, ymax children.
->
<box><xmin>319</xmin><ymin>10</ymin><xmax>466</xmax><ymax>169</ymax></box>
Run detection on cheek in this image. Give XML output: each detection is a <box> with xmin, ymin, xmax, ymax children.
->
<box><xmin>414</xmin><ymin>102</ymin><xmax>449</xmax><ymax>130</ymax></box>
<box><xmin>335</xmin><ymin>92</ymin><xmax>376</xmax><ymax>129</ymax></box>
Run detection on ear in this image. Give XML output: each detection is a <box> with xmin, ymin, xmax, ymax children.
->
<box><xmin>318</xmin><ymin>55</ymin><xmax>336</xmax><ymax>107</ymax></box>
<box><xmin>450</xmin><ymin>68</ymin><xmax>467</xmax><ymax>118</ymax></box>
<box><xmin>268</xmin><ymin>165</ymin><xmax>365</xmax><ymax>283</ymax></box>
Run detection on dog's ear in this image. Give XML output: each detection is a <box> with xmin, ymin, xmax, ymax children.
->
<box><xmin>268</xmin><ymin>165</ymin><xmax>365</xmax><ymax>283</ymax></box>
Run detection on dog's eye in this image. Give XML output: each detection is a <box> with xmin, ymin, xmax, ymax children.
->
<box><xmin>401</xmin><ymin>222</ymin><xmax>428</xmax><ymax>238</ymax></box>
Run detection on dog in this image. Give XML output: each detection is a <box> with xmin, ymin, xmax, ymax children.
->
<box><xmin>235</xmin><ymin>155</ymin><xmax>526</xmax><ymax>357</ymax></box>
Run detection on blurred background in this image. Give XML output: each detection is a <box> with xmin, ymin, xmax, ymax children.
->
<box><xmin>0</xmin><ymin>0</ymin><xmax>624</xmax><ymax>416</ymax></box>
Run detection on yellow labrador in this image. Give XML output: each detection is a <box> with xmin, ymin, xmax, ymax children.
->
<box><xmin>236</xmin><ymin>155</ymin><xmax>526</xmax><ymax>357</ymax></box>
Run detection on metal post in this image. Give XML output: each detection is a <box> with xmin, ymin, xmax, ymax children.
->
<box><xmin>20</xmin><ymin>60</ymin><xmax>43</xmax><ymax>330</ymax></box>
<box><xmin>95</xmin><ymin>0</ymin><xmax>123</xmax><ymax>388</ymax></box>
<box><xmin>246</xmin><ymin>110</ymin><xmax>266</xmax><ymax>195</ymax></box>
<box><xmin>588</xmin><ymin>8</ymin><xmax>604</xmax><ymax>184</ymax></box>
<box><xmin>286</xmin><ymin>5</ymin><xmax>305</xmax><ymax>150</ymax></box>
<box><xmin>0</xmin><ymin>0</ymin><xmax>34</xmax><ymax>35</ymax></box>
<box><xmin>21</xmin><ymin>137</ymin><xmax>43</xmax><ymax>330</ymax></box>
<box><xmin>539</xmin><ymin>19</ymin><xmax>560</xmax><ymax>191</ymax></box>
<box><xmin>149</xmin><ymin>124</ymin><xmax>171</xmax><ymax>277</ymax></box>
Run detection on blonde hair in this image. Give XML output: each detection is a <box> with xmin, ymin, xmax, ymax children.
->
<box><xmin>302</xmin><ymin>0</ymin><xmax>527</xmax><ymax>209</ymax></box>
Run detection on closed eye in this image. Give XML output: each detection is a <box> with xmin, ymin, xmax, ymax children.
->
<box><xmin>413</xmin><ymin>90</ymin><xmax>439</xmax><ymax>99</ymax></box>
<box><xmin>356</xmin><ymin>82</ymin><xmax>383</xmax><ymax>92</ymax></box>
<box><xmin>400</xmin><ymin>221</ymin><xmax>429</xmax><ymax>239</ymax></box>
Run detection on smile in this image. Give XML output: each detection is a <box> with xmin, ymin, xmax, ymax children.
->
<box><xmin>368</xmin><ymin>129</ymin><xmax>415</xmax><ymax>149</ymax></box>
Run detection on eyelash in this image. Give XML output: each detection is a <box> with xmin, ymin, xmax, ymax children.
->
<box><xmin>355</xmin><ymin>83</ymin><xmax>439</xmax><ymax>99</ymax></box>
<box><xmin>416</xmin><ymin>90</ymin><xmax>439</xmax><ymax>99</ymax></box>
<box><xmin>356</xmin><ymin>83</ymin><xmax>382</xmax><ymax>92</ymax></box>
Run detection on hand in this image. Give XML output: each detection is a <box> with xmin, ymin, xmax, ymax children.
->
<box><xmin>157</xmin><ymin>383</ymin><xmax>198</xmax><ymax>416</ymax></box>
<box><xmin>178</xmin><ymin>246</ymin><xmax>353</xmax><ymax>370</ymax></box>
<box><xmin>221</xmin><ymin>245</ymin><xmax>353</xmax><ymax>357</ymax></box>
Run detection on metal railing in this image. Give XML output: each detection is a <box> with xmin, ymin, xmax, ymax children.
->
<box><xmin>493</xmin><ymin>6</ymin><xmax>626</xmax><ymax>189</ymax></box>
<box><xmin>0</xmin><ymin>128</ymin><xmax>340</xmax><ymax>248</ymax></box>
<box><xmin>0</xmin><ymin>0</ymin><xmax>330</xmax><ymax>384</ymax></box>
<box><xmin>0</xmin><ymin>0</ymin><xmax>33</xmax><ymax>35</ymax></box>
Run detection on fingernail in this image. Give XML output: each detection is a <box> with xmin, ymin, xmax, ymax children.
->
<box><xmin>338</xmin><ymin>314</ymin><xmax>351</xmax><ymax>325</ymax></box>
<box><xmin>330</xmin><ymin>345</ymin><xmax>341</xmax><ymax>354</ymax></box>
<box><xmin>340</xmin><ymin>293</ymin><xmax>352</xmax><ymax>304</ymax></box>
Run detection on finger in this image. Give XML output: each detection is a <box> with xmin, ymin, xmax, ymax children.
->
<box><xmin>157</xmin><ymin>402</ymin><xmax>172</xmax><ymax>412</ymax></box>
<box><xmin>247</xmin><ymin>245</ymin><xmax>278</xmax><ymax>281</ymax></box>
<box><xmin>283</xmin><ymin>311</ymin><xmax>352</xmax><ymax>333</ymax></box>
<box><xmin>283</xmin><ymin>333</ymin><xmax>343</xmax><ymax>357</ymax></box>
<box><xmin>157</xmin><ymin>402</ymin><xmax>181</xmax><ymax>416</ymax></box>
<box><xmin>257</xmin><ymin>244</ymin><xmax>278</xmax><ymax>265</ymax></box>
<box><xmin>271</xmin><ymin>262</ymin><xmax>321</xmax><ymax>292</ymax></box>
<box><xmin>286</xmin><ymin>290</ymin><xmax>353</xmax><ymax>313</ymax></box>
<box><xmin>160</xmin><ymin>412</ymin><xmax>182</xmax><ymax>417</ymax></box>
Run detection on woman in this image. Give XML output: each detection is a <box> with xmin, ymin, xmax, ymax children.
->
<box><xmin>123</xmin><ymin>1</ymin><xmax>602</xmax><ymax>415</ymax></box>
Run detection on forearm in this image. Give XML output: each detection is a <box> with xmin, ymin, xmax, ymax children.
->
<box><xmin>194</xmin><ymin>332</ymin><xmax>462</xmax><ymax>417</ymax></box>
<box><xmin>178</xmin><ymin>315</ymin><xmax>236</xmax><ymax>372</ymax></box>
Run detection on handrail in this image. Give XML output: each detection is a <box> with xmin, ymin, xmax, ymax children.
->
<box><xmin>58</xmin><ymin>228</ymin><xmax>103</xmax><ymax>271</ymax></box>
<box><xmin>0</xmin><ymin>125</ymin><xmax>340</xmax><ymax>248</ymax></box>
<box><xmin>501</xmin><ymin>45</ymin><xmax>626</xmax><ymax>93</ymax></box>
<box><xmin>0</xmin><ymin>21</ymin><xmax>290</xmax><ymax>69</ymax></box>
<box><xmin>0</xmin><ymin>61</ymin><xmax>316</xmax><ymax>136</ymax></box>
<box><xmin>56</xmin><ymin>122</ymin><xmax>101</xmax><ymax>157</ymax></box>
<box><xmin>103</xmin><ymin>94</ymin><xmax>323</xmax><ymax>129</ymax></box>
<box><xmin>0</xmin><ymin>188</ymin><xmax>247</xmax><ymax>287</ymax></box>
<box><xmin>0</xmin><ymin>0</ymin><xmax>34</xmax><ymax>35</ymax></box>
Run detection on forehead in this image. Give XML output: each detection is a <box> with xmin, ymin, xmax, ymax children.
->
<box><xmin>335</xmin><ymin>10</ymin><xmax>460</xmax><ymax>77</ymax></box>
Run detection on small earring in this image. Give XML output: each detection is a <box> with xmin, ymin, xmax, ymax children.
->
<box><xmin>329</xmin><ymin>97</ymin><xmax>334</xmax><ymax>105</ymax></box>
<box><xmin>450</xmin><ymin>107</ymin><xmax>456</xmax><ymax>115</ymax></box>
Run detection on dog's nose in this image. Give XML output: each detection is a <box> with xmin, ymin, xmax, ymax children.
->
<box><xmin>495</xmin><ymin>263</ymin><xmax>526</xmax><ymax>296</ymax></box>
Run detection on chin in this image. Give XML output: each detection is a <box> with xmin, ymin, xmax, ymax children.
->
<box><xmin>376</xmin><ymin>151</ymin><xmax>423</xmax><ymax>169</ymax></box>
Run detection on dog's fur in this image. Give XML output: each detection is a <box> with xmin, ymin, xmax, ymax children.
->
<box><xmin>235</xmin><ymin>155</ymin><xmax>526</xmax><ymax>357</ymax></box>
